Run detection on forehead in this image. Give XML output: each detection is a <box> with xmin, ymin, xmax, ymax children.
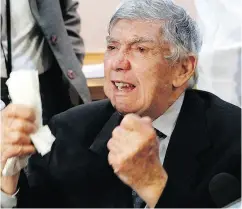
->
<box><xmin>109</xmin><ymin>19</ymin><xmax>162</xmax><ymax>43</ymax></box>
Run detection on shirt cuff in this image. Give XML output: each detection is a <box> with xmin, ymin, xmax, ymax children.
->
<box><xmin>0</xmin><ymin>189</ymin><xmax>18</xmax><ymax>208</ymax></box>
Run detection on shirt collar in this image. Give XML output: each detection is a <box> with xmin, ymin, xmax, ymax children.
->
<box><xmin>152</xmin><ymin>93</ymin><xmax>185</xmax><ymax>138</ymax></box>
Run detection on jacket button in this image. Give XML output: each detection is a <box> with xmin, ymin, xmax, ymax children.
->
<box><xmin>67</xmin><ymin>70</ymin><xmax>75</xmax><ymax>80</ymax></box>
<box><xmin>50</xmin><ymin>35</ymin><xmax>58</xmax><ymax>45</ymax></box>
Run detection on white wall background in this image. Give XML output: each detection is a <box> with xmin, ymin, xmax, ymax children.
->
<box><xmin>78</xmin><ymin>0</ymin><xmax>120</xmax><ymax>53</ymax></box>
<box><xmin>78</xmin><ymin>0</ymin><xmax>197</xmax><ymax>53</ymax></box>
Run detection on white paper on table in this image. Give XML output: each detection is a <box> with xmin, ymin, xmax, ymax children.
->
<box><xmin>2</xmin><ymin>70</ymin><xmax>55</xmax><ymax>176</ymax></box>
<box><xmin>82</xmin><ymin>63</ymin><xmax>104</xmax><ymax>78</ymax></box>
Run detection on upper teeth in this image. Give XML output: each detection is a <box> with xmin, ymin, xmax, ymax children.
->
<box><xmin>114</xmin><ymin>82</ymin><xmax>131</xmax><ymax>90</ymax></box>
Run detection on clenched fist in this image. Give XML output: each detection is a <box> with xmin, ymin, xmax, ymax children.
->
<box><xmin>0</xmin><ymin>104</ymin><xmax>37</xmax><ymax>194</ymax></box>
<box><xmin>107</xmin><ymin>114</ymin><xmax>167</xmax><ymax>208</ymax></box>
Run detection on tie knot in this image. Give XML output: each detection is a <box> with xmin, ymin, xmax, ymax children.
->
<box><xmin>155</xmin><ymin>128</ymin><xmax>166</xmax><ymax>139</ymax></box>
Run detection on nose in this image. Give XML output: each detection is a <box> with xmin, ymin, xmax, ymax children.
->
<box><xmin>112</xmin><ymin>51</ymin><xmax>131</xmax><ymax>71</ymax></box>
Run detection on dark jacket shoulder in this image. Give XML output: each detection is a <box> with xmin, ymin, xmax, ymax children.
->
<box><xmin>46</xmin><ymin>99</ymin><xmax>115</xmax><ymax>174</ymax></box>
<box><xmin>49</xmin><ymin>99</ymin><xmax>114</xmax><ymax>137</ymax></box>
<box><xmin>191</xmin><ymin>90</ymin><xmax>241</xmax><ymax>142</ymax></box>
<box><xmin>156</xmin><ymin>90</ymin><xmax>241</xmax><ymax>208</ymax></box>
<box><xmin>185</xmin><ymin>90</ymin><xmax>241</xmax><ymax>167</ymax></box>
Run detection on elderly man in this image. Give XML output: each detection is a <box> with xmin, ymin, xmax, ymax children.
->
<box><xmin>1</xmin><ymin>0</ymin><xmax>241</xmax><ymax>208</ymax></box>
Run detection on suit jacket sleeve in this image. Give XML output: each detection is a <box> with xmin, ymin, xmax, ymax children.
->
<box><xmin>154</xmin><ymin>178</ymin><xmax>203</xmax><ymax>208</ymax></box>
<box><xmin>16</xmin><ymin>115</ymin><xmax>67</xmax><ymax>208</ymax></box>
<box><xmin>60</xmin><ymin>0</ymin><xmax>85</xmax><ymax>64</ymax></box>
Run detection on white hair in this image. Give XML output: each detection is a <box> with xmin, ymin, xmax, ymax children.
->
<box><xmin>108</xmin><ymin>0</ymin><xmax>203</xmax><ymax>87</ymax></box>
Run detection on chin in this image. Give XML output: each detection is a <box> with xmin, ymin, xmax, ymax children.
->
<box><xmin>113</xmin><ymin>103</ymin><xmax>139</xmax><ymax>116</ymax></box>
<box><xmin>108</xmin><ymin>92</ymin><xmax>141</xmax><ymax>114</ymax></box>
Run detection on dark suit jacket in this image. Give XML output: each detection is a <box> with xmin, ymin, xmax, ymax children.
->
<box><xmin>29</xmin><ymin>0</ymin><xmax>91</xmax><ymax>104</ymax></box>
<box><xmin>17</xmin><ymin>90</ymin><xmax>241</xmax><ymax>208</ymax></box>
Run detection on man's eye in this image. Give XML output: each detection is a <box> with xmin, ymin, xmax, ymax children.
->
<box><xmin>107</xmin><ymin>45</ymin><xmax>116</xmax><ymax>50</ymax></box>
<box><xmin>137</xmin><ymin>47</ymin><xmax>146</xmax><ymax>53</ymax></box>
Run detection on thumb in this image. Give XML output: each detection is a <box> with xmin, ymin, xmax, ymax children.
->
<box><xmin>141</xmin><ymin>116</ymin><xmax>152</xmax><ymax>125</ymax></box>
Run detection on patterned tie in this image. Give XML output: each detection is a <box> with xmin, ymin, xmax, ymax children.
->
<box><xmin>132</xmin><ymin>129</ymin><xmax>166</xmax><ymax>208</ymax></box>
<box><xmin>132</xmin><ymin>190</ymin><xmax>144</xmax><ymax>208</ymax></box>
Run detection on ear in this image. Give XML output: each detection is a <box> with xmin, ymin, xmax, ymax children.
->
<box><xmin>172</xmin><ymin>55</ymin><xmax>197</xmax><ymax>88</ymax></box>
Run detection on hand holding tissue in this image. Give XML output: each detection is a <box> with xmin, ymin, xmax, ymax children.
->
<box><xmin>1</xmin><ymin>70</ymin><xmax>55</xmax><ymax>176</ymax></box>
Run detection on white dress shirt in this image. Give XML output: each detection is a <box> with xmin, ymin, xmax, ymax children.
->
<box><xmin>0</xmin><ymin>0</ymin><xmax>52</xmax><ymax>78</ymax></box>
<box><xmin>0</xmin><ymin>93</ymin><xmax>185</xmax><ymax>208</ymax></box>
<box><xmin>152</xmin><ymin>93</ymin><xmax>185</xmax><ymax>164</ymax></box>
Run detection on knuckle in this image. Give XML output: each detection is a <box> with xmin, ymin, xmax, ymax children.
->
<box><xmin>16</xmin><ymin>131</ymin><xmax>23</xmax><ymax>140</ymax></box>
<box><xmin>18</xmin><ymin>122</ymin><xmax>27</xmax><ymax>132</ymax></box>
<box><xmin>123</xmin><ymin>114</ymin><xmax>134</xmax><ymax>123</ymax></box>
<box><xmin>15</xmin><ymin>120</ymin><xmax>33</xmax><ymax>133</ymax></box>
<box><xmin>121</xmin><ymin>114</ymin><xmax>142</xmax><ymax>130</ymax></box>
<box><xmin>107</xmin><ymin>140</ymin><xmax>112</xmax><ymax>150</ymax></box>
<box><xmin>16</xmin><ymin>145</ymin><xmax>23</xmax><ymax>156</ymax></box>
<box><xmin>29</xmin><ymin>145</ymin><xmax>36</xmax><ymax>153</ymax></box>
<box><xmin>112</xmin><ymin>127</ymin><xmax>120</xmax><ymax>138</ymax></box>
<box><xmin>121</xmin><ymin>115</ymin><xmax>132</xmax><ymax>127</ymax></box>
<box><xmin>108</xmin><ymin>153</ymin><xmax>113</xmax><ymax>164</ymax></box>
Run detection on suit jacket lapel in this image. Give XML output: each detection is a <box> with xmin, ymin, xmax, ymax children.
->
<box><xmin>89</xmin><ymin>111</ymin><xmax>123</xmax><ymax>157</ymax></box>
<box><xmin>88</xmin><ymin>111</ymin><xmax>133</xmax><ymax>207</ymax></box>
<box><xmin>29</xmin><ymin>0</ymin><xmax>40</xmax><ymax>22</ymax></box>
<box><xmin>164</xmin><ymin>90</ymin><xmax>211</xmax><ymax>186</ymax></box>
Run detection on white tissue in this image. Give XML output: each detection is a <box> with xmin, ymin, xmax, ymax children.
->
<box><xmin>2</xmin><ymin>70</ymin><xmax>55</xmax><ymax>176</ymax></box>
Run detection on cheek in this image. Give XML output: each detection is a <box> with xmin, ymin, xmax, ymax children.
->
<box><xmin>137</xmin><ymin>65</ymin><xmax>160</xmax><ymax>90</ymax></box>
<box><xmin>138</xmin><ymin>64</ymin><xmax>171</xmax><ymax>98</ymax></box>
<box><xmin>135</xmin><ymin>73</ymin><xmax>157</xmax><ymax>108</ymax></box>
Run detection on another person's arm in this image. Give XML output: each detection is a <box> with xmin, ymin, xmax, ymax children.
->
<box><xmin>60</xmin><ymin>0</ymin><xmax>85</xmax><ymax>63</ymax></box>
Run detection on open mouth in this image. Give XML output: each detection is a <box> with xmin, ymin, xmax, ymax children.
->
<box><xmin>112</xmin><ymin>81</ymin><xmax>136</xmax><ymax>91</ymax></box>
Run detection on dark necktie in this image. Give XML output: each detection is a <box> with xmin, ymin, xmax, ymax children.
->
<box><xmin>155</xmin><ymin>128</ymin><xmax>166</xmax><ymax>139</ymax></box>
<box><xmin>132</xmin><ymin>190</ymin><xmax>145</xmax><ymax>208</ymax></box>
<box><xmin>132</xmin><ymin>129</ymin><xmax>166</xmax><ymax>208</ymax></box>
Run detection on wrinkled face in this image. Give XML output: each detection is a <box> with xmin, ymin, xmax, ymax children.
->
<box><xmin>104</xmin><ymin>19</ymin><xmax>177</xmax><ymax>119</ymax></box>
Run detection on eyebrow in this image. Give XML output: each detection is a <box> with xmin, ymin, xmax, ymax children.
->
<box><xmin>106</xmin><ymin>36</ymin><xmax>156</xmax><ymax>45</ymax></box>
